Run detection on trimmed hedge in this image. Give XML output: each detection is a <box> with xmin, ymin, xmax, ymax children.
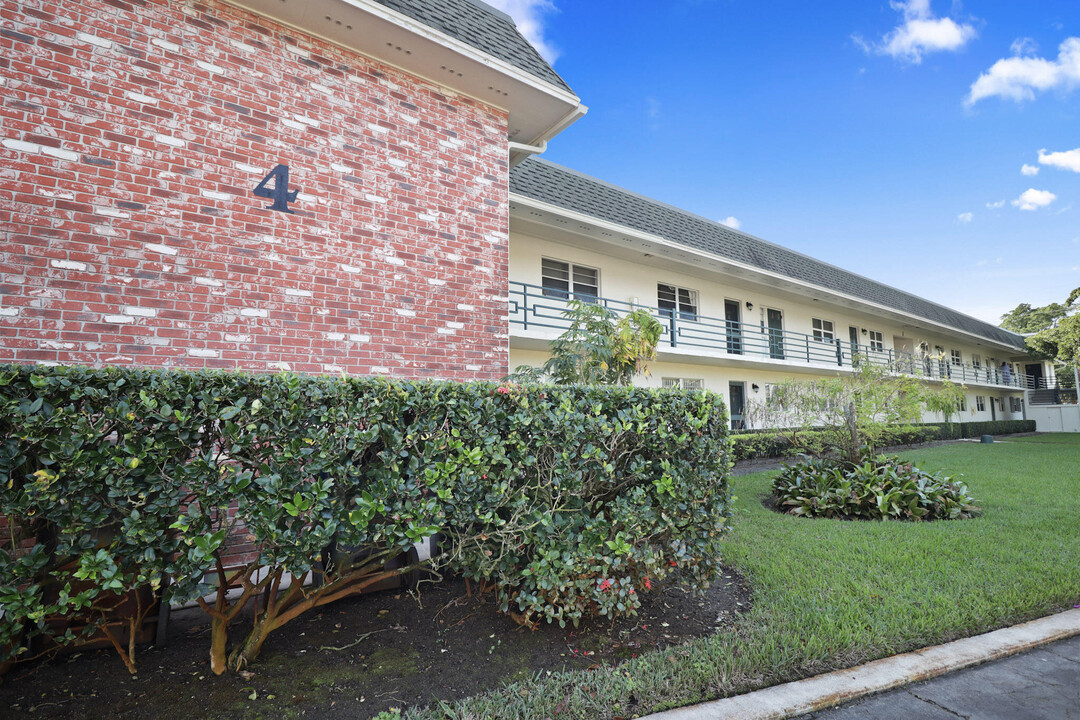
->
<box><xmin>0</xmin><ymin>366</ymin><xmax>731</xmax><ymax>671</ymax></box>
<box><xmin>732</xmin><ymin>419</ymin><xmax>1036</xmax><ymax>461</ymax></box>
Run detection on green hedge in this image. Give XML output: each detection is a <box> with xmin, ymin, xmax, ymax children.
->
<box><xmin>0</xmin><ymin>366</ymin><xmax>731</xmax><ymax>671</ymax></box>
<box><xmin>732</xmin><ymin>420</ymin><xmax>1036</xmax><ymax>461</ymax></box>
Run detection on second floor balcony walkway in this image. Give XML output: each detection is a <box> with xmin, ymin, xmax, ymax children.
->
<box><xmin>508</xmin><ymin>281</ymin><xmax>1034</xmax><ymax>391</ymax></box>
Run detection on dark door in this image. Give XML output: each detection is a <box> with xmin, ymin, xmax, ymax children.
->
<box><xmin>767</xmin><ymin>309</ymin><xmax>784</xmax><ymax>359</ymax></box>
<box><xmin>848</xmin><ymin>326</ymin><xmax>859</xmax><ymax>366</ymax></box>
<box><xmin>725</xmin><ymin>300</ymin><xmax>742</xmax><ymax>355</ymax></box>
<box><xmin>729</xmin><ymin>382</ymin><xmax>745</xmax><ymax>430</ymax></box>
<box><xmin>990</xmin><ymin>397</ymin><xmax>997</xmax><ymax>421</ymax></box>
<box><xmin>1025</xmin><ymin>364</ymin><xmax>1043</xmax><ymax>389</ymax></box>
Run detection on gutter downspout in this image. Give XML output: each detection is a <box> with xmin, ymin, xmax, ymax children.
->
<box><xmin>508</xmin><ymin>103</ymin><xmax>588</xmax><ymax>168</ymax></box>
<box><xmin>508</xmin><ymin>139</ymin><xmax>547</xmax><ymax>168</ymax></box>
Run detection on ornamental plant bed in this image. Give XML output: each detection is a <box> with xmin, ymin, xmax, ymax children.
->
<box><xmin>0</xmin><ymin>571</ymin><xmax>750</xmax><ymax>719</ymax></box>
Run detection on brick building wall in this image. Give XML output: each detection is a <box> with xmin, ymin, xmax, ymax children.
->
<box><xmin>1</xmin><ymin>0</ymin><xmax>511</xmax><ymax>379</ymax></box>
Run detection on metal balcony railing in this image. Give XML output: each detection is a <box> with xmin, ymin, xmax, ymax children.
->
<box><xmin>508</xmin><ymin>281</ymin><xmax>1033</xmax><ymax>390</ymax></box>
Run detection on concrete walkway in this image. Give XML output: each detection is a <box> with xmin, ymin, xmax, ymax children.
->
<box><xmin>804</xmin><ymin>634</ymin><xmax>1080</xmax><ymax>720</ymax></box>
<box><xmin>642</xmin><ymin>608</ymin><xmax>1080</xmax><ymax>720</ymax></box>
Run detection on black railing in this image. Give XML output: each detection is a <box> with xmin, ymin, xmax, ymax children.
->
<box><xmin>508</xmin><ymin>281</ymin><xmax>1033</xmax><ymax>390</ymax></box>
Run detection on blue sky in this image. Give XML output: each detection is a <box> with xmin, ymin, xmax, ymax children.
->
<box><xmin>490</xmin><ymin>1</ymin><xmax>1080</xmax><ymax>326</ymax></box>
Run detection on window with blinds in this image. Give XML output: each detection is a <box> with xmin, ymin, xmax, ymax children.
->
<box><xmin>541</xmin><ymin>258</ymin><xmax>598</xmax><ymax>300</ymax></box>
<box><xmin>657</xmin><ymin>283</ymin><xmax>698</xmax><ymax>320</ymax></box>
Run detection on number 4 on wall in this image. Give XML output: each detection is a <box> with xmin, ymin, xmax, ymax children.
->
<box><xmin>253</xmin><ymin>164</ymin><xmax>299</xmax><ymax>213</ymax></box>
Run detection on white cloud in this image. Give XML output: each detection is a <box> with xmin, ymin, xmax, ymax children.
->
<box><xmin>986</xmin><ymin>199</ymin><xmax>1005</xmax><ymax>209</ymax></box>
<box><xmin>966</xmin><ymin>37</ymin><xmax>1080</xmax><ymax>105</ymax></box>
<box><xmin>1038</xmin><ymin>147</ymin><xmax>1080</xmax><ymax>173</ymax></box>
<box><xmin>486</xmin><ymin>0</ymin><xmax>560</xmax><ymax>63</ymax></box>
<box><xmin>1012</xmin><ymin>188</ymin><xmax>1057</xmax><ymax>211</ymax></box>
<box><xmin>857</xmin><ymin>0</ymin><xmax>976</xmax><ymax>64</ymax></box>
<box><xmin>1010</xmin><ymin>37</ymin><xmax>1038</xmax><ymax>56</ymax></box>
<box><xmin>719</xmin><ymin>216</ymin><xmax>741</xmax><ymax>230</ymax></box>
<box><xmin>957</xmin><ymin>212</ymin><xmax>973</xmax><ymax>223</ymax></box>
<box><xmin>1021</xmin><ymin>163</ymin><xmax>1040</xmax><ymax>175</ymax></box>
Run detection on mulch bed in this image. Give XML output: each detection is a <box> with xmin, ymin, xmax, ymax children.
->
<box><xmin>1</xmin><ymin>570</ymin><xmax>751</xmax><ymax>719</ymax></box>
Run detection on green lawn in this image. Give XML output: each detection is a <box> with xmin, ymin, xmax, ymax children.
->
<box><xmin>415</xmin><ymin>434</ymin><xmax>1080</xmax><ymax>720</ymax></box>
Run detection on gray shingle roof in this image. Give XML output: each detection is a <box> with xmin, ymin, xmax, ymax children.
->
<box><xmin>510</xmin><ymin>158</ymin><xmax>1026</xmax><ymax>349</ymax></box>
<box><xmin>372</xmin><ymin>0</ymin><xmax>572</xmax><ymax>93</ymax></box>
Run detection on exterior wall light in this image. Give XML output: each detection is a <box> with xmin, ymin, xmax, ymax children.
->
<box><xmin>745</xmin><ymin>301</ymin><xmax>753</xmax><ymax>310</ymax></box>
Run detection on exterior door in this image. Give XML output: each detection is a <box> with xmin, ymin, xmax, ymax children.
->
<box><xmin>1025</xmin><ymin>363</ymin><xmax>1043</xmax><ymax>389</ymax></box>
<box><xmin>725</xmin><ymin>300</ymin><xmax>742</xmax><ymax>355</ymax></box>
<box><xmin>848</xmin><ymin>326</ymin><xmax>859</xmax><ymax>366</ymax></box>
<box><xmin>767</xmin><ymin>308</ymin><xmax>784</xmax><ymax>360</ymax></box>
<box><xmin>729</xmin><ymin>382</ymin><xmax>746</xmax><ymax>430</ymax></box>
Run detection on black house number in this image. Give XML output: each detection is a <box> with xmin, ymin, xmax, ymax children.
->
<box><xmin>253</xmin><ymin>164</ymin><xmax>299</xmax><ymax>213</ymax></box>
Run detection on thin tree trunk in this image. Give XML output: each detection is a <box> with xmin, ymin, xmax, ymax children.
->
<box><xmin>845</xmin><ymin>401</ymin><xmax>859</xmax><ymax>463</ymax></box>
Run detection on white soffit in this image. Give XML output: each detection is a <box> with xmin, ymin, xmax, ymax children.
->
<box><xmin>224</xmin><ymin>0</ymin><xmax>584</xmax><ymax>145</ymax></box>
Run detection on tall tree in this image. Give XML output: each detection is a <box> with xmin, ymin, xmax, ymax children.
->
<box><xmin>1000</xmin><ymin>302</ymin><xmax>1069</xmax><ymax>334</ymax></box>
<box><xmin>1025</xmin><ymin>287</ymin><xmax>1080</xmax><ymax>369</ymax></box>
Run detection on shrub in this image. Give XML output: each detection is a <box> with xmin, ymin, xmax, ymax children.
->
<box><xmin>0</xmin><ymin>366</ymin><xmax>732</xmax><ymax>673</ymax></box>
<box><xmin>731</xmin><ymin>425</ymin><xmax>941</xmax><ymax>461</ymax></box>
<box><xmin>772</xmin><ymin>454</ymin><xmax>979</xmax><ymax>521</ymax></box>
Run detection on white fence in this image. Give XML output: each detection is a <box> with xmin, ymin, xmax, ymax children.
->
<box><xmin>1028</xmin><ymin>404</ymin><xmax>1080</xmax><ymax>433</ymax></box>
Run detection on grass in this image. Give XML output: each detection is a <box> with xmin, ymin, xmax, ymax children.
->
<box><xmin>409</xmin><ymin>434</ymin><xmax>1080</xmax><ymax>720</ymax></box>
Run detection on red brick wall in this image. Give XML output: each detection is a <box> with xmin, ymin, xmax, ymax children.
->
<box><xmin>1</xmin><ymin>0</ymin><xmax>510</xmax><ymax>379</ymax></box>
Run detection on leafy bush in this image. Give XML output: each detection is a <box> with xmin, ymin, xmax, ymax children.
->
<box><xmin>772</xmin><ymin>454</ymin><xmax>979</xmax><ymax>521</ymax></box>
<box><xmin>922</xmin><ymin>420</ymin><xmax>1035</xmax><ymax>440</ymax></box>
<box><xmin>0</xmin><ymin>366</ymin><xmax>731</xmax><ymax>672</ymax></box>
<box><xmin>732</xmin><ymin>425</ymin><xmax>941</xmax><ymax>461</ymax></box>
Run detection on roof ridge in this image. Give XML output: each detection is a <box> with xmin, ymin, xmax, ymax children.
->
<box><xmin>515</xmin><ymin>158</ymin><xmax>1024</xmax><ymax>347</ymax></box>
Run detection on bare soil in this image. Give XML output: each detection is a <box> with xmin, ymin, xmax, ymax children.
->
<box><xmin>1</xmin><ymin>570</ymin><xmax>750</xmax><ymax>719</ymax></box>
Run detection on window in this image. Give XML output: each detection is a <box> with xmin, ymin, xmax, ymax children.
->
<box><xmin>976</xmin><ymin>395</ymin><xmax>985</xmax><ymax>412</ymax></box>
<box><xmin>868</xmin><ymin>330</ymin><xmax>884</xmax><ymax>352</ymax></box>
<box><xmin>971</xmin><ymin>353</ymin><xmax>981</xmax><ymax>368</ymax></box>
<box><xmin>812</xmin><ymin>318</ymin><xmax>834</xmax><ymax>342</ymax></box>
<box><xmin>1010</xmin><ymin>397</ymin><xmax>1022</xmax><ymax>413</ymax></box>
<box><xmin>959</xmin><ymin>396</ymin><xmax>967</xmax><ymax>412</ymax></box>
<box><xmin>657</xmin><ymin>283</ymin><xmax>698</xmax><ymax>320</ymax></box>
<box><xmin>541</xmin><ymin>258</ymin><xmax>598</xmax><ymax>300</ymax></box>
<box><xmin>949</xmin><ymin>349</ymin><xmax>962</xmax><ymax>366</ymax></box>
<box><xmin>661</xmin><ymin>377</ymin><xmax>703</xmax><ymax>390</ymax></box>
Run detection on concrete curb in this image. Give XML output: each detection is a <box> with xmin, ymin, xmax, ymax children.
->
<box><xmin>641</xmin><ymin>608</ymin><xmax>1080</xmax><ymax>720</ymax></box>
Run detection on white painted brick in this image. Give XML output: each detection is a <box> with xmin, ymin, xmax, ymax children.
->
<box><xmin>340</xmin><ymin>264</ymin><xmax>364</xmax><ymax>274</ymax></box>
<box><xmin>292</xmin><ymin>114</ymin><xmax>320</xmax><ymax>127</ymax></box>
<box><xmin>388</xmin><ymin>158</ymin><xmax>408</xmax><ymax>168</ymax></box>
<box><xmin>40</xmin><ymin>146</ymin><xmax>79</xmax><ymax>162</ymax></box>
<box><xmin>125</xmin><ymin>91</ymin><xmax>157</xmax><ymax>105</ymax></box>
<box><xmin>0</xmin><ymin>308</ymin><xmax>19</xmax><ymax>318</ymax></box>
<box><xmin>384</xmin><ymin>256</ymin><xmax>404</xmax><ymax>266</ymax></box>
<box><xmin>324</xmin><ymin>365</ymin><xmax>344</xmax><ymax>373</ymax></box>
<box><xmin>365</xmin><ymin>194</ymin><xmax>388</xmax><ymax>204</ymax></box>
<box><xmin>95</xmin><ymin>207</ymin><xmax>130</xmax><ymax>219</ymax></box>
<box><xmin>194</xmin><ymin>276</ymin><xmax>223</xmax><ymax>287</ymax></box>
<box><xmin>418</xmin><ymin>213</ymin><xmax>439</xmax><ymax>222</ymax></box>
<box><xmin>310</xmin><ymin>83</ymin><xmax>332</xmax><ymax>95</ymax></box>
<box><xmin>41</xmin><ymin>340</ymin><xmax>75</xmax><ymax>350</ymax></box>
<box><xmin>427</xmin><ymin>278</ymin><xmax>447</xmax><ymax>286</ymax></box>
<box><xmin>371</xmin><ymin>366</ymin><xmax>390</xmax><ymax>374</ymax></box>
<box><xmin>195</xmin><ymin>60</ymin><xmax>225</xmax><ymax>74</ymax></box>
<box><xmin>151</xmin><ymin>37</ymin><xmax>181</xmax><ymax>53</ymax></box>
<box><xmin>39</xmin><ymin>188</ymin><xmax>75</xmax><ymax>199</ymax></box>
<box><xmin>228</xmin><ymin>39</ymin><xmax>256</xmax><ymax>53</ymax></box>
<box><xmin>50</xmin><ymin>259</ymin><xmax>88</xmax><ymax>272</ymax></box>
<box><xmin>144</xmin><ymin>338</ymin><xmax>169</xmax><ymax>346</ymax></box>
<box><xmin>225</xmin><ymin>334</ymin><xmax>252</xmax><ymax>343</ymax></box>
<box><xmin>285</xmin><ymin>45</ymin><xmax>310</xmax><ymax>58</ymax></box>
<box><xmin>145</xmin><ymin>243</ymin><xmax>177</xmax><ymax>256</ymax></box>
<box><xmin>445</xmin><ymin>321</ymin><xmax>465</xmax><ymax>329</ymax></box>
<box><xmin>394</xmin><ymin>308</ymin><xmax>416</xmax><ymax>317</ymax></box>
<box><xmin>436</xmin><ymin>328</ymin><xmax>455</xmax><ymax>335</ymax></box>
<box><xmin>398</xmin><ymin>113</ymin><xmax>419</xmax><ymax>125</ymax></box>
<box><xmin>270</xmin><ymin>361</ymin><xmax>291</xmax><ymax>371</ymax></box>
<box><xmin>102</xmin><ymin>314</ymin><xmax>134</xmax><ymax>324</ymax></box>
<box><xmin>2</xmin><ymin>139</ymin><xmax>42</xmax><ymax>154</ymax></box>
<box><xmin>296</xmin><ymin>192</ymin><xmax>319</xmax><ymax>203</ymax></box>
<box><xmin>284</xmin><ymin>288</ymin><xmax>312</xmax><ymax>298</ymax></box>
<box><xmin>325</xmin><ymin>332</ymin><xmax>346</xmax><ymax>341</ymax></box>
<box><xmin>492</xmin><ymin>295</ymin><xmax>510</xmax><ymax>303</ymax></box>
<box><xmin>240</xmin><ymin>308</ymin><xmax>268</xmax><ymax>318</ymax></box>
<box><xmin>77</xmin><ymin>31</ymin><xmax>112</xmax><ymax>49</ymax></box>
<box><xmin>445</xmin><ymin>253</ymin><xmax>463</xmax><ymax>262</ymax></box>
<box><xmin>465</xmin><ymin>364</ymin><xmax>482</xmax><ymax>371</ymax></box>
<box><xmin>456</xmin><ymin>304</ymin><xmax>476</xmax><ymax>312</ymax></box>
<box><xmin>367</xmin><ymin>123</ymin><xmax>389</xmax><ymax>134</ymax></box>
<box><xmin>188</xmin><ymin>348</ymin><xmax>219</xmax><ymax>358</ymax></box>
<box><xmin>123</xmin><ymin>306</ymin><xmax>156</xmax><ymax>317</ymax></box>
<box><xmin>236</xmin><ymin>163</ymin><xmax>263</xmax><ymax>174</ymax></box>
<box><xmin>348</xmin><ymin>334</ymin><xmax>371</xmax><ymax>343</ymax></box>
<box><xmin>331</xmin><ymin>163</ymin><xmax>351</xmax><ymax>173</ymax></box>
<box><xmin>438</xmin><ymin>138</ymin><xmax>464</xmax><ymax>149</ymax></box>
<box><xmin>155</xmin><ymin>133</ymin><xmax>186</xmax><ymax>148</ymax></box>
<box><xmin>93</xmin><ymin>226</ymin><xmax>119</xmax><ymax>237</ymax></box>
<box><xmin>281</xmin><ymin>119</ymin><xmax>306</xmax><ymax>131</ymax></box>
<box><xmin>200</xmin><ymin>189</ymin><xmax>230</xmax><ymax>201</ymax></box>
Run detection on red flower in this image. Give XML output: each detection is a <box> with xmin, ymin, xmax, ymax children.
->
<box><xmin>598</xmin><ymin>579</ymin><xmax>612</xmax><ymax>592</ymax></box>
<box><xmin>644</xmin><ymin>577</ymin><xmax>651</xmax><ymax>590</ymax></box>
<box><xmin>496</xmin><ymin>386</ymin><xmax>511</xmax><ymax>394</ymax></box>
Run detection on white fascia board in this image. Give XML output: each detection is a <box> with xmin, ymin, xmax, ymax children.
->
<box><xmin>510</xmin><ymin>193</ymin><xmax>1026</xmax><ymax>353</ymax></box>
<box><xmin>224</xmin><ymin>0</ymin><xmax>582</xmax><ymax>145</ymax></box>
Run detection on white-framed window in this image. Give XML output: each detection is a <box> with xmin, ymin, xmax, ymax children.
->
<box><xmin>541</xmin><ymin>258</ymin><xmax>598</xmax><ymax>300</ymax></box>
<box><xmin>972</xmin><ymin>353</ymin><xmax>982</xmax><ymax>368</ymax></box>
<box><xmin>951</xmin><ymin>349</ymin><xmax>962</xmax><ymax>366</ymax></box>
<box><xmin>868</xmin><ymin>330</ymin><xmax>884</xmax><ymax>352</ymax></box>
<box><xmin>661</xmin><ymin>377</ymin><xmax>703</xmax><ymax>390</ymax></box>
<box><xmin>976</xmin><ymin>395</ymin><xmax>986</xmax><ymax>412</ymax></box>
<box><xmin>812</xmin><ymin>318</ymin><xmax>834</xmax><ymax>342</ymax></box>
<box><xmin>959</xmin><ymin>396</ymin><xmax>967</xmax><ymax>412</ymax></box>
<box><xmin>1010</xmin><ymin>397</ymin><xmax>1022</xmax><ymax>413</ymax></box>
<box><xmin>657</xmin><ymin>283</ymin><xmax>698</xmax><ymax>321</ymax></box>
